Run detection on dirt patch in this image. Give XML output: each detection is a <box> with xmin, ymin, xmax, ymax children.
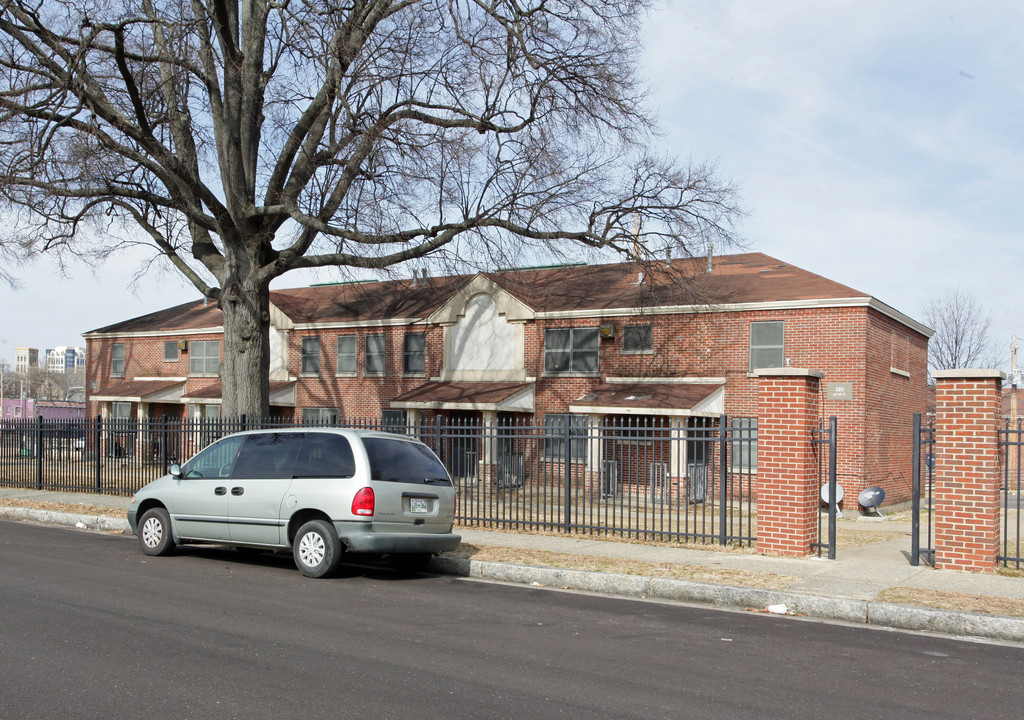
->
<box><xmin>876</xmin><ymin>587</ymin><xmax>1024</xmax><ymax>619</ymax></box>
<box><xmin>443</xmin><ymin>543</ymin><xmax>795</xmax><ymax>589</ymax></box>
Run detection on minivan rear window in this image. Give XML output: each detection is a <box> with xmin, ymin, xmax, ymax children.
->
<box><xmin>362</xmin><ymin>437</ymin><xmax>451</xmax><ymax>485</ymax></box>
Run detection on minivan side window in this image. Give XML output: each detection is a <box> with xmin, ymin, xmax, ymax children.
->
<box><xmin>362</xmin><ymin>437</ymin><xmax>450</xmax><ymax>485</ymax></box>
<box><xmin>293</xmin><ymin>433</ymin><xmax>356</xmax><ymax>478</ymax></box>
<box><xmin>183</xmin><ymin>435</ymin><xmax>246</xmax><ymax>478</ymax></box>
<box><xmin>231</xmin><ymin>433</ymin><xmax>304</xmax><ymax>479</ymax></box>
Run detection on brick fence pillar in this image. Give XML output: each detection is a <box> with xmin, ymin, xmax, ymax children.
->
<box><xmin>932</xmin><ymin>369</ymin><xmax>1003</xmax><ymax>572</ymax></box>
<box><xmin>755</xmin><ymin>368</ymin><xmax>824</xmax><ymax>557</ymax></box>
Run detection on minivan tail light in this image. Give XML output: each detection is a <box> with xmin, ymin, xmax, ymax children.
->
<box><xmin>352</xmin><ymin>487</ymin><xmax>375</xmax><ymax>516</ymax></box>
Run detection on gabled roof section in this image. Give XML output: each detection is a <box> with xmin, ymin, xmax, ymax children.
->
<box><xmin>426</xmin><ymin>273</ymin><xmax>536</xmax><ymax>324</ymax></box>
<box><xmin>270</xmin><ymin>274</ymin><xmax>471</xmax><ymax>325</ymax></box>
<box><xmin>80</xmin><ymin>253</ymin><xmax>927</xmax><ymax>337</ymax></box>
<box><xmin>85</xmin><ymin>298</ymin><xmax>222</xmax><ymax>336</ymax></box>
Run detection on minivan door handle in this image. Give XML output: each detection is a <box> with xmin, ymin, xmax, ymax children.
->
<box><xmin>214</xmin><ymin>486</ymin><xmax>227</xmax><ymax>496</ymax></box>
<box><xmin>231</xmin><ymin>486</ymin><xmax>245</xmax><ymax>496</ymax></box>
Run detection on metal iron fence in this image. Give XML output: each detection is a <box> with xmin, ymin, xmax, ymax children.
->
<box><xmin>812</xmin><ymin>416</ymin><xmax>838</xmax><ymax>559</ymax></box>
<box><xmin>0</xmin><ymin>414</ymin><xmax>757</xmax><ymax>547</ymax></box>
<box><xmin>911</xmin><ymin>412</ymin><xmax>935</xmax><ymax>567</ymax></box>
<box><xmin>999</xmin><ymin>419</ymin><xmax>1023</xmax><ymax>568</ymax></box>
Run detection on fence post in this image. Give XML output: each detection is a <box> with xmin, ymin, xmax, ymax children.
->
<box><xmin>911</xmin><ymin>412</ymin><xmax>922</xmax><ymax>566</ymax></box>
<box><xmin>35</xmin><ymin>416</ymin><xmax>43</xmax><ymax>491</ymax></box>
<box><xmin>932</xmin><ymin>369</ymin><xmax>1002</xmax><ymax>572</ymax></box>
<box><xmin>755</xmin><ymin>368</ymin><xmax>825</xmax><ymax>557</ymax></box>
<box><xmin>94</xmin><ymin>414</ymin><xmax>102</xmax><ymax>493</ymax></box>
<box><xmin>718</xmin><ymin>415</ymin><xmax>728</xmax><ymax>546</ymax></box>
<box><xmin>563</xmin><ymin>417</ymin><xmax>572</xmax><ymax>533</ymax></box>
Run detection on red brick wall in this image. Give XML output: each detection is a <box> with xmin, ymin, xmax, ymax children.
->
<box><xmin>85</xmin><ymin>296</ymin><xmax>929</xmax><ymax>502</ymax></box>
<box><xmin>756</xmin><ymin>371</ymin><xmax>823</xmax><ymax>556</ymax></box>
<box><xmin>932</xmin><ymin>371</ymin><xmax>1002</xmax><ymax>572</ymax></box>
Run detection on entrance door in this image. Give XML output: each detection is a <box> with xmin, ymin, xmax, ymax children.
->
<box><xmin>686</xmin><ymin>417</ymin><xmax>712</xmax><ymax>503</ymax></box>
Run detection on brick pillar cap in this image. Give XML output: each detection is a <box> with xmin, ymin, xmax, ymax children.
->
<box><xmin>932</xmin><ymin>369</ymin><xmax>1005</xmax><ymax>380</ymax></box>
<box><xmin>752</xmin><ymin>367</ymin><xmax>825</xmax><ymax>379</ymax></box>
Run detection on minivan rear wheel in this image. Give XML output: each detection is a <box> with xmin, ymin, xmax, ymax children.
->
<box><xmin>293</xmin><ymin>520</ymin><xmax>342</xmax><ymax>578</ymax></box>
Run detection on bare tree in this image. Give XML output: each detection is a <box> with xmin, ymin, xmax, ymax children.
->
<box><xmin>921</xmin><ymin>287</ymin><xmax>1002</xmax><ymax>372</ymax></box>
<box><xmin>0</xmin><ymin>0</ymin><xmax>741</xmax><ymax>416</ymax></box>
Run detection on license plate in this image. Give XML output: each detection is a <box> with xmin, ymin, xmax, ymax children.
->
<box><xmin>409</xmin><ymin>497</ymin><xmax>430</xmax><ymax>514</ymax></box>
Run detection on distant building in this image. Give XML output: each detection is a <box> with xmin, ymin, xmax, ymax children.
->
<box><xmin>45</xmin><ymin>346</ymin><xmax>87</xmax><ymax>374</ymax></box>
<box><xmin>14</xmin><ymin>347</ymin><xmax>38</xmax><ymax>373</ymax></box>
<box><xmin>0</xmin><ymin>398</ymin><xmax>85</xmax><ymax>420</ymax></box>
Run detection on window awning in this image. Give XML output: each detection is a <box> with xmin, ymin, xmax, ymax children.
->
<box><xmin>90</xmin><ymin>379</ymin><xmax>185</xmax><ymax>403</ymax></box>
<box><xmin>568</xmin><ymin>382</ymin><xmax>724</xmax><ymax>417</ymax></box>
<box><xmin>391</xmin><ymin>382</ymin><xmax>535</xmax><ymax>413</ymax></box>
<box><xmin>180</xmin><ymin>381</ymin><xmax>297</xmax><ymax>407</ymax></box>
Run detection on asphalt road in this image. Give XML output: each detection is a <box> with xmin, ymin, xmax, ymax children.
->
<box><xmin>1</xmin><ymin>520</ymin><xmax>1023</xmax><ymax>720</ymax></box>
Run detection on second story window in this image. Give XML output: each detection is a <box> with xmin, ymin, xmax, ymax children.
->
<box><xmin>301</xmin><ymin>337</ymin><xmax>321</xmax><ymax>375</ymax></box>
<box><xmin>622</xmin><ymin>325</ymin><xmax>653</xmax><ymax>353</ymax></box>
<box><xmin>403</xmin><ymin>333</ymin><xmax>425</xmax><ymax>374</ymax></box>
<box><xmin>749</xmin><ymin>321</ymin><xmax>784</xmax><ymax>372</ymax></box>
<box><xmin>190</xmin><ymin>340</ymin><xmax>221</xmax><ymax>376</ymax></box>
<box><xmin>111</xmin><ymin>343</ymin><xmax>125</xmax><ymax>377</ymax></box>
<box><xmin>337</xmin><ymin>336</ymin><xmax>357</xmax><ymax>375</ymax></box>
<box><xmin>544</xmin><ymin>327</ymin><xmax>599</xmax><ymax>374</ymax></box>
<box><xmin>366</xmin><ymin>334</ymin><xmax>385</xmax><ymax>375</ymax></box>
<box><xmin>164</xmin><ymin>341</ymin><xmax>179</xmax><ymax>362</ymax></box>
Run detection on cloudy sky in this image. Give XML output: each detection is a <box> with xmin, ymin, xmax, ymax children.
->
<box><xmin>1</xmin><ymin>0</ymin><xmax>1021</xmax><ymax>369</ymax></box>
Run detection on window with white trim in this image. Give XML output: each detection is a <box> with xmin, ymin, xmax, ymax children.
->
<box><xmin>749</xmin><ymin>321</ymin><xmax>784</xmax><ymax>372</ymax></box>
<box><xmin>542</xmin><ymin>414</ymin><xmax>589</xmax><ymax>461</ymax></box>
<box><xmin>189</xmin><ymin>341</ymin><xmax>221</xmax><ymax>375</ymax></box>
<box><xmin>366</xmin><ymin>334</ymin><xmax>385</xmax><ymax>375</ymax></box>
<box><xmin>622</xmin><ymin>325</ymin><xmax>653</xmax><ymax>353</ymax></box>
<box><xmin>544</xmin><ymin>327</ymin><xmax>599</xmax><ymax>374</ymax></box>
<box><xmin>403</xmin><ymin>333</ymin><xmax>425</xmax><ymax>374</ymax></box>
<box><xmin>301</xmin><ymin>337</ymin><xmax>321</xmax><ymax>375</ymax></box>
<box><xmin>111</xmin><ymin>343</ymin><xmax>125</xmax><ymax>377</ymax></box>
<box><xmin>336</xmin><ymin>336</ymin><xmax>357</xmax><ymax>375</ymax></box>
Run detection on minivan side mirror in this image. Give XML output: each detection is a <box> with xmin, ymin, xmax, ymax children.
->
<box><xmin>169</xmin><ymin>463</ymin><xmax>182</xmax><ymax>478</ymax></box>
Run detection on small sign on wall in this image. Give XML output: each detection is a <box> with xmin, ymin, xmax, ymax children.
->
<box><xmin>828</xmin><ymin>382</ymin><xmax>853</xmax><ymax>401</ymax></box>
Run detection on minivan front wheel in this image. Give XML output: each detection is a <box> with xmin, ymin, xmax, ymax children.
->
<box><xmin>138</xmin><ymin>507</ymin><xmax>176</xmax><ymax>557</ymax></box>
<box><xmin>293</xmin><ymin>520</ymin><xmax>342</xmax><ymax>578</ymax></box>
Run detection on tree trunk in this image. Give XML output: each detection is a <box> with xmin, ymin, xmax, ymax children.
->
<box><xmin>217</xmin><ymin>245</ymin><xmax>272</xmax><ymax>419</ymax></box>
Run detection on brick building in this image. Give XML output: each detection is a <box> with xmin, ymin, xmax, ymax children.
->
<box><xmin>83</xmin><ymin>252</ymin><xmax>931</xmax><ymax>505</ymax></box>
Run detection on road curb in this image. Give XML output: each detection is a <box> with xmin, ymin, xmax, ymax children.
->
<box><xmin>0</xmin><ymin>506</ymin><xmax>131</xmax><ymax>534</ymax></box>
<box><xmin>430</xmin><ymin>556</ymin><xmax>1024</xmax><ymax>643</ymax></box>
<box><xmin>7</xmin><ymin>506</ymin><xmax>1024</xmax><ymax>643</ymax></box>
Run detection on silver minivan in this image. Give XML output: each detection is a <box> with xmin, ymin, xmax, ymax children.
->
<box><xmin>126</xmin><ymin>428</ymin><xmax>461</xmax><ymax>578</ymax></box>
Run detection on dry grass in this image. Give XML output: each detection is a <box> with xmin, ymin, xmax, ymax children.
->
<box><xmin>877</xmin><ymin>587</ymin><xmax>1024</xmax><ymax>618</ymax></box>
<box><xmin>0</xmin><ymin>497</ymin><xmax>121</xmax><ymax>517</ymax></box>
<box><xmin>442</xmin><ymin>543</ymin><xmax>795</xmax><ymax>589</ymax></box>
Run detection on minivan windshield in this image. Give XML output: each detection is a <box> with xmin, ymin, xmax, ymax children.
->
<box><xmin>362</xmin><ymin>437</ymin><xmax>450</xmax><ymax>485</ymax></box>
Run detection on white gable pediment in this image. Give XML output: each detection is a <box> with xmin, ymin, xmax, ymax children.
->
<box><xmin>430</xmin><ymin>275</ymin><xmax>532</xmax><ymax>382</ymax></box>
<box><xmin>427</xmin><ymin>274</ymin><xmax>534</xmax><ymax>325</ymax></box>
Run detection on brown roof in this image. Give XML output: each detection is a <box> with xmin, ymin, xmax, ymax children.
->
<box><xmin>84</xmin><ymin>253</ymin><xmax>869</xmax><ymax>335</ymax></box>
<box><xmin>569</xmin><ymin>382</ymin><xmax>723</xmax><ymax>413</ymax></box>
<box><xmin>90</xmin><ymin>379</ymin><xmax>185</xmax><ymax>400</ymax></box>
<box><xmin>392</xmin><ymin>382</ymin><xmax>533</xmax><ymax>408</ymax></box>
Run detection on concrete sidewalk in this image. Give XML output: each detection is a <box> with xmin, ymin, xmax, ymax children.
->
<box><xmin>2</xmin><ymin>488</ymin><xmax>1024</xmax><ymax>643</ymax></box>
